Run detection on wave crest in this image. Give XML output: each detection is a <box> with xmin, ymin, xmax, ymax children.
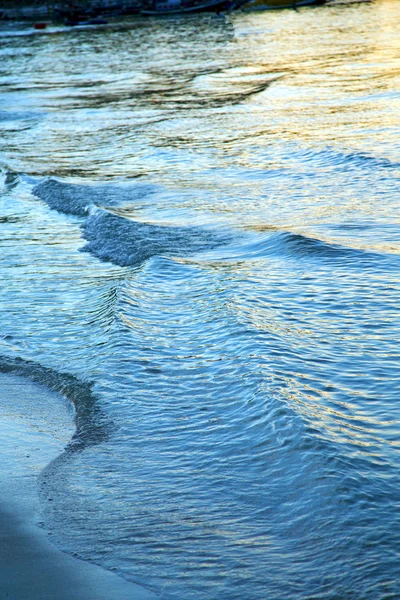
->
<box><xmin>81</xmin><ymin>209</ymin><xmax>230</xmax><ymax>267</ymax></box>
<box><xmin>32</xmin><ymin>178</ymin><xmax>160</xmax><ymax>217</ymax></box>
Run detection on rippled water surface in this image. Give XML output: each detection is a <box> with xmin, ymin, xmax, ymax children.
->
<box><xmin>1</xmin><ymin>2</ymin><xmax>399</xmax><ymax>598</ymax></box>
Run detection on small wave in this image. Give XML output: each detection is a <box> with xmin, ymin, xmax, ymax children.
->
<box><xmin>210</xmin><ymin>228</ymin><xmax>395</xmax><ymax>267</ymax></box>
<box><xmin>32</xmin><ymin>178</ymin><xmax>160</xmax><ymax>217</ymax></box>
<box><xmin>0</xmin><ymin>215</ymin><xmax>22</xmax><ymax>224</ymax></box>
<box><xmin>33</xmin><ymin>179</ymin><xmax>93</xmax><ymax>216</ymax></box>
<box><xmin>279</xmin><ymin>231</ymin><xmax>365</xmax><ymax>259</ymax></box>
<box><xmin>277</xmin><ymin>230</ymin><xmax>400</xmax><ymax>265</ymax></box>
<box><xmin>81</xmin><ymin>209</ymin><xmax>230</xmax><ymax>267</ymax></box>
<box><xmin>0</xmin><ymin>167</ymin><xmax>20</xmax><ymax>191</ymax></box>
<box><xmin>4</xmin><ymin>170</ymin><xmax>20</xmax><ymax>188</ymax></box>
<box><xmin>33</xmin><ymin>178</ymin><xmax>114</xmax><ymax>217</ymax></box>
<box><xmin>0</xmin><ymin>110</ymin><xmax>41</xmax><ymax>121</ymax></box>
<box><xmin>298</xmin><ymin>147</ymin><xmax>400</xmax><ymax>172</ymax></box>
<box><xmin>0</xmin><ymin>355</ymin><xmax>109</xmax><ymax>451</ymax></box>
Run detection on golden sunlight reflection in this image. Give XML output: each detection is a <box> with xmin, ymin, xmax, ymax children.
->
<box><xmin>279</xmin><ymin>376</ymin><xmax>400</xmax><ymax>451</ymax></box>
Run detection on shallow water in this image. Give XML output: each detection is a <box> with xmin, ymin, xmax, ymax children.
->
<box><xmin>0</xmin><ymin>2</ymin><xmax>399</xmax><ymax>598</ymax></box>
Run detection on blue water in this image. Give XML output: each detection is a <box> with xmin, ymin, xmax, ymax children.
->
<box><xmin>1</xmin><ymin>2</ymin><xmax>399</xmax><ymax>598</ymax></box>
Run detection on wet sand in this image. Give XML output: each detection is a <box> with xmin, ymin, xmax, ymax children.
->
<box><xmin>0</xmin><ymin>374</ymin><xmax>156</xmax><ymax>600</ymax></box>
<box><xmin>0</xmin><ymin>508</ymin><xmax>156</xmax><ymax>600</ymax></box>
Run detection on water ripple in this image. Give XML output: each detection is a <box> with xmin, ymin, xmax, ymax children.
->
<box><xmin>1</xmin><ymin>5</ymin><xmax>400</xmax><ymax>599</ymax></box>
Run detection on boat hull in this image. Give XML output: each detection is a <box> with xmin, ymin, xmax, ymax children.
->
<box><xmin>241</xmin><ymin>0</ymin><xmax>324</xmax><ymax>9</ymax></box>
<box><xmin>141</xmin><ymin>0</ymin><xmax>233</xmax><ymax>14</ymax></box>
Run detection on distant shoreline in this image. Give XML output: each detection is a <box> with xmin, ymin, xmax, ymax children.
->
<box><xmin>0</xmin><ymin>2</ymin><xmax>56</xmax><ymax>20</ymax></box>
<box><xmin>0</xmin><ymin>1</ymin><xmax>141</xmax><ymax>20</ymax></box>
<box><xmin>1</xmin><ymin>0</ymin><xmax>53</xmax><ymax>7</ymax></box>
<box><xmin>0</xmin><ymin>2</ymin><xmax>90</xmax><ymax>22</ymax></box>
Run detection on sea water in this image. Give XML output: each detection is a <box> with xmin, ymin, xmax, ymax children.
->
<box><xmin>0</xmin><ymin>1</ymin><xmax>399</xmax><ymax>598</ymax></box>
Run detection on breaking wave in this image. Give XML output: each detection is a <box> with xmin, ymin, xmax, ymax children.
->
<box><xmin>81</xmin><ymin>209</ymin><xmax>231</xmax><ymax>267</ymax></box>
<box><xmin>33</xmin><ymin>178</ymin><xmax>160</xmax><ymax>217</ymax></box>
<box><xmin>32</xmin><ymin>177</ymin><xmax>232</xmax><ymax>267</ymax></box>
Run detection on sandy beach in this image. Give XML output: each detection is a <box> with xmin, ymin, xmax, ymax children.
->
<box><xmin>0</xmin><ymin>508</ymin><xmax>156</xmax><ymax>600</ymax></box>
<box><xmin>0</xmin><ymin>374</ymin><xmax>156</xmax><ymax>600</ymax></box>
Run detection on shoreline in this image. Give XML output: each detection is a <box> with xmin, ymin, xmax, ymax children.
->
<box><xmin>0</xmin><ymin>1</ymin><xmax>55</xmax><ymax>19</ymax></box>
<box><xmin>0</xmin><ymin>506</ymin><xmax>156</xmax><ymax>600</ymax></box>
<box><xmin>0</xmin><ymin>7</ymin><xmax>55</xmax><ymax>21</ymax></box>
<box><xmin>0</xmin><ymin>373</ymin><xmax>157</xmax><ymax>600</ymax></box>
<box><xmin>0</xmin><ymin>1</ymin><xmax>142</xmax><ymax>21</ymax></box>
